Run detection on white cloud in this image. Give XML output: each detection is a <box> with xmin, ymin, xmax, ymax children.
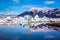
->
<box><xmin>13</xmin><ymin>0</ymin><xmax>19</xmax><ymax>3</ymax></box>
<box><xmin>6</xmin><ymin>11</ymin><xmax>20</xmax><ymax>15</ymax></box>
<box><xmin>44</xmin><ymin>1</ymin><xmax>55</xmax><ymax>4</ymax></box>
<box><xmin>22</xmin><ymin>5</ymin><xmax>34</xmax><ymax>8</ymax></box>
<box><xmin>0</xmin><ymin>11</ymin><xmax>20</xmax><ymax>15</ymax></box>
<box><xmin>22</xmin><ymin>5</ymin><xmax>42</xmax><ymax>9</ymax></box>
<box><xmin>21</xmin><ymin>5</ymin><xmax>54</xmax><ymax>11</ymax></box>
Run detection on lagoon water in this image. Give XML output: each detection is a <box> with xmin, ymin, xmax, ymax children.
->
<box><xmin>0</xmin><ymin>24</ymin><xmax>60</xmax><ymax>40</ymax></box>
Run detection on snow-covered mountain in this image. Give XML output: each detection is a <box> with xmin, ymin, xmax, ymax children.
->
<box><xmin>17</xmin><ymin>8</ymin><xmax>60</xmax><ymax>18</ymax></box>
<box><xmin>17</xmin><ymin>8</ymin><xmax>60</xmax><ymax>31</ymax></box>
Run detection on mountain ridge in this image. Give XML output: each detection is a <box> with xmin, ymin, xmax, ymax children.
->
<box><xmin>17</xmin><ymin>8</ymin><xmax>60</xmax><ymax>18</ymax></box>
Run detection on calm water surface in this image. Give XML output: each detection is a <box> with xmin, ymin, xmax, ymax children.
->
<box><xmin>0</xmin><ymin>24</ymin><xmax>60</xmax><ymax>40</ymax></box>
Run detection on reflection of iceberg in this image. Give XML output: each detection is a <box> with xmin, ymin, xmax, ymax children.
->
<box><xmin>30</xmin><ymin>26</ymin><xmax>55</xmax><ymax>32</ymax></box>
<box><xmin>0</xmin><ymin>19</ymin><xmax>5</xmax><ymax>24</ymax></box>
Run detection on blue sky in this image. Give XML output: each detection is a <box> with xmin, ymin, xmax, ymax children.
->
<box><xmin>0</xmin><ymin>0</ymin><xmax>60</xmax><ymax>15</ymax></box>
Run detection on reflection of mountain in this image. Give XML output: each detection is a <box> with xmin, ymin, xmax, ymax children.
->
<box><xmin>47</xmin><ymin>23</ymin><xmax>60</xmax><ymax>31</ymax></box>
<box><xmin>48</xmin><ymin>23</ymin><xmax>60</xmax><ymax>28</ymax></box>
<box><xmin>17</xmin><ymin>8</ymin><xmax>60</xmax><ymax>18</ymax></box>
